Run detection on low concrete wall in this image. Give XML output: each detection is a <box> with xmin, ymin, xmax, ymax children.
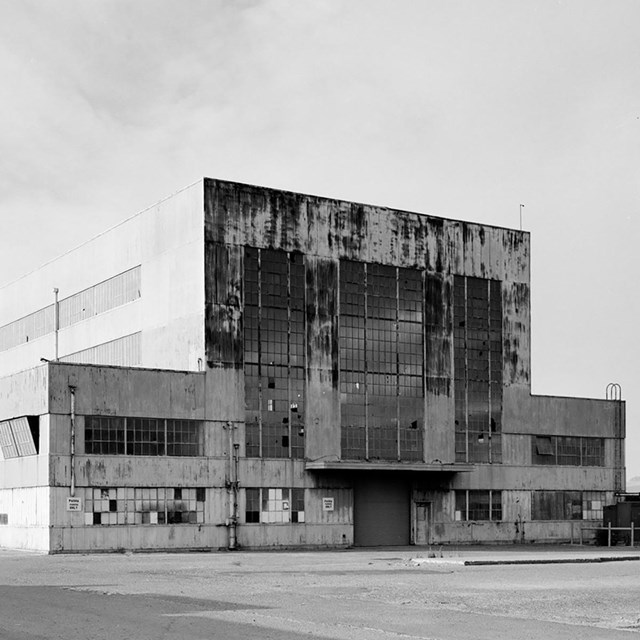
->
<box><xmin>0</xmin><ymin>486</ymin><xmax>50</xmax><ymax>551</ymax></box>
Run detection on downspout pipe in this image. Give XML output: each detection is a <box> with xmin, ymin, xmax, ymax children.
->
<box><xmin>53</xmin><ymin>288</ymin><xmax>59</xmax><ymax>361</ymax></box>
<box><xmin>226</xmin><ymin>421</ymin><xmax>239</xmax><ymax>550</ymax></box>
<box><xmin>69</xmin><ymin>385</ymin><xmax>76</xmax><ymax>497</ymax></box>
<box><xmin>230</xmin><ymin>443</ymin><xmax>240</xmax><ymax>550</ymax></box>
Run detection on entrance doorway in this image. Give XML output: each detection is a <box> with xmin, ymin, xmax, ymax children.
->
<box><xmin>353</xmin><ymin>477</ymin><xmax>410</xmax><ymax>546</ymax></box>
<box><xmin>414</xmin><ymin>501</ymin><xmax>432</xmax><ymax>545</ymax></box>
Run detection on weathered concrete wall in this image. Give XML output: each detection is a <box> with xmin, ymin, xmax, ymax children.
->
<box><xmin>519</xmin><ymin>395</ymin><xmax>622</xmax><ymax>438</ymax></box>
<box><xmin>414</xmin><ymin>487</ymin><xmax>615</xmax><ymax>545</ymax></box>
<box><xmin>201</xmin><ymin>179</ymin><xmax>622</xmax><ymax>548</ymax></box>
<box><xmin>49</xmin><ymin>487</ymin><xmax>229</xmax><ymax>553</ymax></box>
<box><xmin>424</xmin><ymin>273</ymin><xmax>454</xmax><ymax>462</ymax></box>
<box><xmin>236</xmin><ymin>486</ymin><xmax>353</xmax><ymax>549</ymax></box>
<box><xmin>0</xmin><ymin>365</ymin><xmax>49</xmax><ymax>420</ymax></box>
<box><xmin>47</xmin><ymin>362</ymin><xmax>206</xmax><ymax>423</ymax></box>
<box><xmin>203</xmin><ymin>179</ymin><xmax>532</xmax><ymax>471</ymax></box>
<box><xmin>451</xmin><ymin>465</ymin><xmax>616</xmax><ymax>491</ymax></box>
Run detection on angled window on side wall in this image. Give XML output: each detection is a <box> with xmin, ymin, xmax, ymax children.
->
<box><xmin>0</xmin><ymin>417</ymin><xmax>39</xmax><ymax>459</ymax></box>
<box><xmin>532</xmin><ymin>435</ymin><xmax>555</xmax><ymax>465</ymax></box>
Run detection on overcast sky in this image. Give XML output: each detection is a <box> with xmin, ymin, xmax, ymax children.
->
<box><xmin>1</xmin><ymin>0</ymin><xmax>639</xmax><ymax>476</ymax></box>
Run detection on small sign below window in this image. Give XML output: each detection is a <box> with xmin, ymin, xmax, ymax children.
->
<box><xmin>66</xmin><ymin>497</ymin><xmax>83</xmax><ymax>512</ymax></box>
<box><xmin>322</xmin><ymin>497</ymin><xmax>335</xmax><ymax>512</ymax></box>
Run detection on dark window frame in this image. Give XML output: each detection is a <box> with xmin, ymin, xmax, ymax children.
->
<box><xmin>84</xmin><ymin>416</ymin><xmax>203</xmax><ymax>457</ymax></box>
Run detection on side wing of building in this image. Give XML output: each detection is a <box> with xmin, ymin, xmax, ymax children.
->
<box><xmin>0</xmin><ymin>181</ymin><xmax>206</xmax><ymax>377</ymax></box>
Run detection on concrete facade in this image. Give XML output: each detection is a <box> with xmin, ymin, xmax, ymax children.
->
<box><xmin>0</xmin><ymin>178</ymin><xmax>625</xmax><ymax>552</ymax></box>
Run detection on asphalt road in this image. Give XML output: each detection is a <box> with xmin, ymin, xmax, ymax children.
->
<box><xmin>1</xmin><ymin>547</ymin><xmax>639</xmax><ymax>639</ymax></box>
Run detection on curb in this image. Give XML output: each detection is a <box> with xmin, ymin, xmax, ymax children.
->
<box><xmin>411</xmin><ymin>555</ymin><xmax>640</xmax><ymax>567</ymax></box>
<box><xmin>464</xmin><ymin>556</ymin><xmax>640</xmax><ymax>566</ymax></box>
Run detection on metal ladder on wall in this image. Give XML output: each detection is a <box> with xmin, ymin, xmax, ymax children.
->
<box><xmin>606</xmin><ymin>383</ymin><xmax>624</xmax><ymax>492</ymax></box>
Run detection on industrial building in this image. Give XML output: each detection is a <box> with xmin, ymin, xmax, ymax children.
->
<box><xmin>0</xmin><ymin>178</ymin><xmax>625</xmax><ymax>552</ymax></box>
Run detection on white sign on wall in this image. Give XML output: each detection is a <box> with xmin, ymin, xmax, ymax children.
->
<box><xmin>322</xmin><ymin>497</ymin><xmax>335</xmax><ymax>512</ymax></box>
<box><xmin>66</xmin><ymin>497</ymin><xmax>83</xmax><ymax>512</ymax></box>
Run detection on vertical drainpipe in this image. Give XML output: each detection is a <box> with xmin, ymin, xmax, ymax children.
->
<box><xmin>227</xmin><ymin>421</ymin><xmax>239</xmax><ymax>550</ymax></box>
<box><xmin>69</xmin><ymin>385</ymin><xmax>76</xmax><ymax>497</ymax></box>
<box><xmin>53</xmin><ymin>288</ymin><xmax>59</xmax><ymax>361</ymax></box>
<box><xmin>231</xmin><ymin>443</ymin><xmax>240</xmax><ymax>550</ymax></box>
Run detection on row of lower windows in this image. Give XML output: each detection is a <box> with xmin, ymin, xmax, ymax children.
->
<box><xmin>457</xmin><ymin>490</ymin><xmax>609</xmax><ymax>521</ymax></box>
<box><xmin>245</xmin><ymin>487</ymin><xmax>305</xmax><ymax>523</ymax></box>
<box><xmin>40</xmin><ymin>487</ymin><xmax>612</xmax><ymax>527</ymax></box>
<box><xmin>80</xmin><ymin>487</ymin><xmax>205</xmax><ymax>525</ymax></box>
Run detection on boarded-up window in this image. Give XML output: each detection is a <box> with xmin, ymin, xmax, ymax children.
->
<box><xmin>532</xmin><ymin>491</ymin><xmax>583</xmax><ymax>520</ymax></box>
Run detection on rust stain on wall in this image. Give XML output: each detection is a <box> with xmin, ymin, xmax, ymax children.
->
<box><xmin>503</xmin><ymin>282</ymin><xmax>530</xmax><ymax>385</ymax></box>
<box><xmin>204</xmin><ymin>242</ymin><xmax>243</xmax><ymax>368</ymax></box>
<box><xmin>425</xmin><ymin>273</ymin><xmax>452</xmax><ymax>396</ymax></box>
<box><xmin>305</xmin><ymin>258</ymin><xmax>339</xmax><ymax>388</ymax></box>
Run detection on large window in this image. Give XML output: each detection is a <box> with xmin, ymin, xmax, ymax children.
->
<box><xmin>339</xmin><ymin>261</ymin><xmax>424</xmax><ymax>461</ymax></box>
<box><xmin>532</xmin><ymin>435</ymin><xmax>604</xmax><ymax>467</ymax></box>
<box><xmin>532</xmin><ymin>491</ymin><xmax>609</xmax><ymax>521</ymax></box>
<box><xmin>84</xmin><ymin>416</ymin><xmax>203</xmax><ymax>456</ymax></box>
<box><xmin>244</xmin><ymin>488</ymin><xmax>305</xmax><ymax>524</ymax></box>
<box><xmin>244</xmin><ymin>249</ymin><xmax>305</xmax><ymax>459</ymax></box>
<box><xmin>454</xmin><ymin>276</ymin><xmax>502</xmax><ymax>463</ymax></box>
<box><xmin>455</xmin><ymin>490</ymin><xmax>502</xmax><ymax>521</ymax></box>
<box><xmin>79</xmin><ymin>486</ymin><xmax>205</xmax><ymax>525</ymax></box>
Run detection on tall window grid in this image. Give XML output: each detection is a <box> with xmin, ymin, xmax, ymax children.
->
<box><xmin>244</xmin><ymin>249</ymin><xmax>305</xmax><ymax>459</ymax></box>
<box><xmin>454</xmin><ymin>276</ymin><xmax>502</xmax><ymax>463</ymax></box>
<box><xmin>339</xmin><ymin>261</ymin><xmax>424</xmax><ymax>461</ymax></box>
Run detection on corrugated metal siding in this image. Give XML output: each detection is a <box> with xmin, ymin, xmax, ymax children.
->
<box><xmin>58</xmin><ymin>266</ymin><xmax>141</xmax><ymax>329</ymax></box>
<box><xmin>0</xmin><ymin>305</ymin><xmax>55</xmax><ymax>352</ymax></box>
<box><xmin>60</xmin><ymin>332</ymin><xmax>141</xmax><ymax>366</ymax></box>
<box><xmin>0</xmin><ymin>266</ymin><xmax>141</xmax><ymax>353</ymax></box>
<box><xmin>0</xmin><ymin>487</ymin><xmax>49</xmax><ymax>527</ymax></box>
